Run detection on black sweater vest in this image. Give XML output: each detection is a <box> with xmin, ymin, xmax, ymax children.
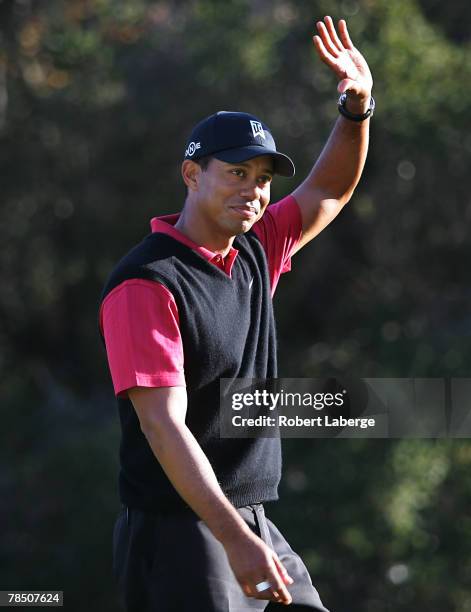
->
<box><xmin>100</xmin><ymin>230</ymin><xmax>281</xmax><ymax>513</ymax></box>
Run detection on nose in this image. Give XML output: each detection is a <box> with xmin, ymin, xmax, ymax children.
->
<box><xmin>240</xmin><ymin>180</ymin><xmax>262</xmax><ymax>201</ymax></box>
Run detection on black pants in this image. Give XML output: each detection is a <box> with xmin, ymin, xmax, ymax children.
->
<box><xmin>113</xmin><ymin>503</ymin><xmax>329</xmax><ymax>612</ymax></box>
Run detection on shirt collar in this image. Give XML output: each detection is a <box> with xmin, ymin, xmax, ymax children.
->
<box><xmin>150</xmin><ymin>214</ymin><xmax>239</xmax><ymax>275</ymax></box>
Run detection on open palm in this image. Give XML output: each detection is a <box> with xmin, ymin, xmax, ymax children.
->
<box><xmin>313</xmin><ymin>16</ymin><xmax>373</xmax><ymax>101</ymax></box>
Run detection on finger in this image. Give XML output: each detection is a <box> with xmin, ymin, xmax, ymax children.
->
<box><xmin>270</xmin><ymin>590</ymin><xmax>281</xmax><ymax>603</ymax></box>
<box><xmin>316</xmin><ymin>20</ymin><xmax>340</xmax><ymax>58</ymax></box>
<box><xmin>312</xmin><ymin>35</ymin><xmax>339</xmax><ymax>71</ymax></box>
<box><xmin>273</xmin><ymin>554</ymin><xmax>294</xmax><ymax>585</ymax></box>
<box><xmin>251</xmin><ymin>580</ymin><xmax>274</xmax><ymax>601</ymax></box>
<box><xmin>254</xmin><ymin>584</ymin><xmax>290</xmax><ymax>605</ymax></box>
<box><xmin>251</xmin><ymin>574</ymin><xmax>291</xmax><ymax>604</ymax></box>
<box><xmin>338</xmin><ymin>19</ymin><xmax>355</xmax><ymax>50</ymax></box>
<box><xmin>324</xmin><ymin>15</ymin><xmax>344</xmax><ymax>52</ymax></box>
<box><xmin>265</xmin><ymin>566</ymin><xmax>292</xmax><ymax>605</ymax></box>
<box><xmin>254</xmin><ymin>583</ymin><xmax>281</xmax><ymax>602</ymax></box>
<box><xmin>269</xmin><ymin>582</ymin><xmax>292</xmax><ymax>605</ymax></box>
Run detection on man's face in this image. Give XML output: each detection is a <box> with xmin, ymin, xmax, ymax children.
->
<box><xmin>191</xmin><ymin>155</ymin><xmax>274</xmax><ymax>238</ymax></box>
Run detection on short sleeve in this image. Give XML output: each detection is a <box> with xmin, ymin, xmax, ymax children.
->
<box><xmin>251</xmin><ymin>194</ymin><xmax>303</xmax><ymax>295</ymax></box>
<box><xmin>99</xmin><ymin>279</ymin><xmax>186</xmax><ymax>397</ymax></box>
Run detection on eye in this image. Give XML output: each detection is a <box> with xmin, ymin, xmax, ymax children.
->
<box><xmin>230</xmin><ymin>168</ymin><xmax>245</xmax><ymax>177</ymax></box>
<box><xmin>258</xmin><ymin>175</ymin><xmax>273</xmax><ymax>185</ymax></box>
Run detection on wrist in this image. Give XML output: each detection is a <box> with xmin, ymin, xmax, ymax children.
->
<box><xmin>344</xmin><ymin>94</ymin><xmax>370</xmax><ymax>115</ymax></box>
<box><xmin>208</xmin><ymin>503</ymin><xmax>252</xmax><ymax>545</ymax></box>
<box><xmin>338</xmin><ymin>93</ymin><xmax>375</xmax><ymax>122</ymax></box>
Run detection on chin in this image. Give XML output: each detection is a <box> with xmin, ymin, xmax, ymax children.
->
<box><xmin>238</xmin><ymin>220</ymin><xmax>255</xmax><ymax>234</ymax></box>
<box><xmin>222</xmin><ymin>219</ymin><xmax>253</xmax><ymax>236</ymax></box>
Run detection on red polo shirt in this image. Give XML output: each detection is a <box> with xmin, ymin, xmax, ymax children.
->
<box><xmin>100</xmin><ymin>194</ymin><xmax>302</xmax><ymax>397</ymax></box>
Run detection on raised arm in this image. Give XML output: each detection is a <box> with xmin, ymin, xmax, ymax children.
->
<box><xmin>292</xmin><ymin>15</ymin><xmax>373</xmax><ymax>253</ymax></box>
<box><xmin>128</xmin><ymin>386</ymin><xmax>294</xmax><ymax>605</ymax></box>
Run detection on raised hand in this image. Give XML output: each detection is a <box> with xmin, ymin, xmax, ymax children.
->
<box><xmin>313</xmin><ymin>16</ymin><xmax>373</xmax><ymax>106</ymax></box>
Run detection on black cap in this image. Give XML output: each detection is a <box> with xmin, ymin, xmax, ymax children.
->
<box><xmin>184</xmin><ymin>111</ymin><xmax>295</xmax><ymax>177</ymax></box>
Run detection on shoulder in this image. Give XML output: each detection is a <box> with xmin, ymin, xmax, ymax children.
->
<box><xmin>101</xmin><ymin>233</ymin><xmax>186</xmax><ymax>300</ymax></box>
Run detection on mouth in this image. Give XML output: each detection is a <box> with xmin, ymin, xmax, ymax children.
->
<box><xmin>230</xmin><ymin>204</ymin><xmax>259</xmax><ymax>220</ymax></box>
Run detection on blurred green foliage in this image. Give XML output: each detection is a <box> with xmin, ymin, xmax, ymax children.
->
<box><xmin>1</xmin><ymin>0</ymin><xmax>471</xmax><ymax>610</ymax></box>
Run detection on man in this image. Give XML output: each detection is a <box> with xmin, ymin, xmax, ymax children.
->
<box><xmin>100</xmin><ymin>16</ymin><xmax>373</xmax><ymax>612</ymax></box>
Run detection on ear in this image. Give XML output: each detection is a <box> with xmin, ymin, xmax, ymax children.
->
<box><xmin>181</xmin><ymin>160</ymin><xmax>201</xmax><ymax>192</ymax></box>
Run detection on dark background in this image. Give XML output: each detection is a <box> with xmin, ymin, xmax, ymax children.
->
<box><xmin>2</xmin><ymin>0</ymin><xmax>471</xmax><ymax>610</ymax></box>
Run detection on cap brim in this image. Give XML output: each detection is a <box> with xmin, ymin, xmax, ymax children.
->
<box><xmin>214</xmin><ymin>146</ymin><xmax>295</xmax><ymax>178</ymax></box>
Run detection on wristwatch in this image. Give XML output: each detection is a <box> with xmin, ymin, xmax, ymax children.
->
<box><xmin>338</xmin><ymin>93</ymin><xmax>375</xmax><ymax>122</ymax></box>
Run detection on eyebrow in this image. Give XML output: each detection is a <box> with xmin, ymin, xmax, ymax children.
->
<box><xmin>234</xmin><ymin>162</ymin><xmax>274</xmax><ymax>175</ymax></box>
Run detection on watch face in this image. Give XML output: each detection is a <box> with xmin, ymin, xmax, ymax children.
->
<box><xmin>369</xmin><ymin>96</ymin><xmax>375</xmax><ymax>115</ymax></box>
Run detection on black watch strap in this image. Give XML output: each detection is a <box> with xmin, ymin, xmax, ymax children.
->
<box><xmin>338</xmin><ymin>93</ymin><xmax>375</xmax><ymax>122</ymax></box>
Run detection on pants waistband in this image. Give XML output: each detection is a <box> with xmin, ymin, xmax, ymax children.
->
<box><xmin>121</xmin><ymin>502</ymin><xmax>273</xmax><ymax>548</ymax></box>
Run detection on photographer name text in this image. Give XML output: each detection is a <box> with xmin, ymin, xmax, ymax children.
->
<box><xmin>232</xmin><ymin>414</ymin><xmax>376</xmax><ymax>429</ymax></box>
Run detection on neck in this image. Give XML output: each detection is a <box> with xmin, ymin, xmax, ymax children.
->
<box><xmin>174</xmin><ymin>207</ymin><xmax>235</xmax><ymax>256</ymax></box>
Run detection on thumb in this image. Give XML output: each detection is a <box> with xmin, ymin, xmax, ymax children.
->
<box><xmin>337</xmin><ymin>78</ymin><xmax>361</xmax><ymax>96</ymax></box>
